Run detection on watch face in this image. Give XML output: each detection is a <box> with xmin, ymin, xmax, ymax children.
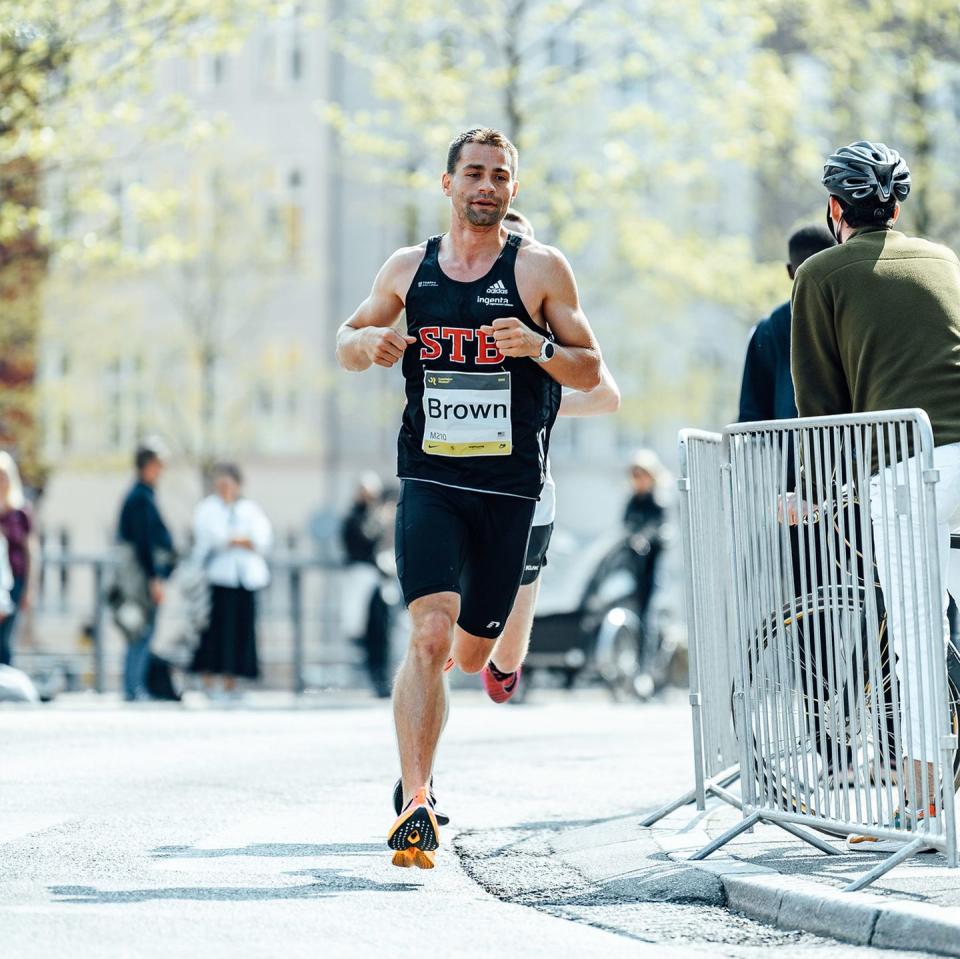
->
<box><xmin>544</xmin><ymin>341</ymin><xmax>556</xmax><ymax>359</ymax></box>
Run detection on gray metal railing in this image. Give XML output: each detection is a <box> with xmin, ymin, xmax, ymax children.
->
<box><xmin>642</xmin><ymin>430</ymin><xmax>741</xmax><ymax>825</ymax></box>
<box><xmin>24</xmin><ymin>553</ymin><xmax>366</xmax><ymax>694</ymax></box>
<box><xmin>677</xmin><ymin>410</ymin><xmax>958</xmax><ymax>891</ymax></box>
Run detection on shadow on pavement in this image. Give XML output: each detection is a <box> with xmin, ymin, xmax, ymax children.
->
<box><xmin>50</xmin><ymin>869</ymin><xmax>418</xmax><ymax>904</ymax></box>
<box><xmin>744</xmin><ymin>842</ymin><xmax>945</xmax><ymax>902</ymax></box>
<box><xmin>151</xmin><ymin>842</ymin><xmax>383</xmax><ymax>859</ymax></box>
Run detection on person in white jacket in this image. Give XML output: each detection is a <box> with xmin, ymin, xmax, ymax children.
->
<box><xmin>189</xmin><ymin>463</ymin><xmax>272</xmax><ymax>696</ymax></box>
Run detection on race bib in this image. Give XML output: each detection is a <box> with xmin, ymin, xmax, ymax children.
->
<box><xmin>422</xmin><ymin>370</ymin><xmax>512</xmax><ymax>457</ymax></box>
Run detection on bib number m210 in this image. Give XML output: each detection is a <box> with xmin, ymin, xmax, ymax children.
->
<box><xmin>422</xmin><ymin>370</ymin><xmax>512</xmax><ymax>457</ymax></box>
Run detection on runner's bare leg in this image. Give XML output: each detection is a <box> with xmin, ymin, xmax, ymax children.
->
<box><xmin>451</xmin><ymin>627</ymin><xmax>498</xmax><ymax>674</ymax></box>
<box><xmin>394</xmin><ymin>592</ymin><xmax>458</xmax><ymax>805</ymax></box>
<box><xmin>488</xmin><ymin>580</ymin><xmax>540</xmax><ymax>673</ymax></box>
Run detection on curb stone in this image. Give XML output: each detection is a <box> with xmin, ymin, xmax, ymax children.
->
<box><xmin>652</xmin><ymin>827</ymin><xmax>960</xmax><ymax>957</ymax></box>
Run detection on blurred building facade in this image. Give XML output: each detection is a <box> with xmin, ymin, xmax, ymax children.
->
<box><xmin>37</xmin><ymin>11</ymin><xmax>744</xmax><ymax>555</ymax></box>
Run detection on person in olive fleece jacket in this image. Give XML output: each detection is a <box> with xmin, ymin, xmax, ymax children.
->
<box><xmin>791</xmin><ymin>226</ymin><xmax>960</xmax><ymax>446</ymax></box>
<box><xmin>791</xmin><ymin>141</ymin><xmax>960</xmax><ymax>852</ymax></box>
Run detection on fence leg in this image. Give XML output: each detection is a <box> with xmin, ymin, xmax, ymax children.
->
<box><xmin>689</xmin><ymin>810</ymin><xmax>762</xmax><ymax>860</ymax></box>
<box><xmin>640</xmin><ymin>766</ymin><xmax>742</xmax><ymax>827</ymax></box>
<box><xmin>289</xmin><ymin>567</ymin><xmax>304</xmax><ymax>694</ymax></box>
<box><xmin>92</xmin><ymin>562</ymin><xmax>106</xmax><ymax>694</ymax></box>
<box><xmin>843</xmin><ymin>837</ymin><xmax>928</xmax><ymax>892</ymax></box>
<box><xmin>777</xmin><ymin>822</ymin><xmax>841</xmax><ymax>856</ymax></box>
<box><xmin>640</xmin><ymin>787</ymin><xmax>698</xmax><ymax>828</ymax></box>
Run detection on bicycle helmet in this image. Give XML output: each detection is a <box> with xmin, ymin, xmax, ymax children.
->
<box><xmin>822</xmin><ymin>141</ymin><xmax>911</xmax><ymax>206</ymax></box>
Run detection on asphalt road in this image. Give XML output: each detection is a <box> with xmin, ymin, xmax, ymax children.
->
<box><xmin>0</xmin><ymin>690</ymin><xmax>940</xmax><ymax>958</ymax></box>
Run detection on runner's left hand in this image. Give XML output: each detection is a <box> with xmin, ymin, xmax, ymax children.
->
<box><xmin>480</xmin><ymin>317</ymin><xmax>544</xmax><ymax>358</ymax></box>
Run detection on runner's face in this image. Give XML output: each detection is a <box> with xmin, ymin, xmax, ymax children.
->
<box><xmin>444</xmin><ymin>144</ymin><xmax>517</xmax><ymax>227</ymax></box>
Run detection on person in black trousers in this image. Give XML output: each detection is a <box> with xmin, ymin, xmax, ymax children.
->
<box><xmin>341</xmin><ymin>474</ymin><xmax>392</xmax><ymax>698</ymax></box>
<box><xmin>117</xmin><ymin>442</ymin><xmax>174</xmax><ymax>701</ymax></box>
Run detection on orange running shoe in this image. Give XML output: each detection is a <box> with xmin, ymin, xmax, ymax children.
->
<box><xmin>388</xmin><ymin>785</ymin><xmax>440</xmax><ymax>869</ymax></box>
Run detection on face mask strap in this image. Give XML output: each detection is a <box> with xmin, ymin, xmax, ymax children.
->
<box><xmin>826</xmin><ymin>201</ymin><xmax>847</xmax><ymax>244</ymax></box>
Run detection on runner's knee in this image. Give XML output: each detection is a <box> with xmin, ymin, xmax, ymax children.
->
<box><xmin>409</xmin><ymin>607</ymin><xmax>456</xmax><ymax>665</ymax></box>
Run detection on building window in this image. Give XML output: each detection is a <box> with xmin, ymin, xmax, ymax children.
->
<box><xmin>291</xmin><ymin>44</ymin><xmax>303</xmax><ymax>83</ymax></box>
<box><xmin>259</xmin><ymin>34</ymin><xmax>277</xmax><ymax>90</ymax></box>
<box><xmin>103</xmin><ymin>353</ymin><xmax>148</xmax><ymax>451</ymax></box>
<box><xmin>284</xmin><ymin>168</ymin><xmax>304</xmax><ymax>262</ymax></box>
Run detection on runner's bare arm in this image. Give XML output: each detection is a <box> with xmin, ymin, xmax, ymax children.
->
<box><xmin>481</xmin><ymin>247</ymin><xmax>601</xmax><ymax>391</ymax></box>
<box><xmin>336</xmin><ymin>249</ymin><xmax>420</xmax><ymax>372</ymax></box>
<box><xmin>558</xmin><ymin>361</ymin><xmax>620</xmax><ymax>416</ymax></box>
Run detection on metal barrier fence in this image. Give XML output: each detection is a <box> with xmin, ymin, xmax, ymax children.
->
<box><xmin>642</xmin><ymin>430</ymin><xmax>741</xmax><ymax>825</ymax></box>
<box><xmin>18</xmin><ymin>553</ymin><xmax>376</xmax><ymax>694</ymax></box>
<box><xmin>679</xmin><ymin>410</ymin><xmax>958</xmax><ymax>891</ymax></box>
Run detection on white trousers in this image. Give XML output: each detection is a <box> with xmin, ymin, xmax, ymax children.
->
<box><xmin>870</xmin><ymin>442</ymin><xmax>960</xmax><ymax>763</ymax></box>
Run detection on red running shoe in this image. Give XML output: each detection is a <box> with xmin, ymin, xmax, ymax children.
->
<box><xmin>482</xmin><ymin>662</ymin><xmax>522</xmax><ymax>703</ymax></box>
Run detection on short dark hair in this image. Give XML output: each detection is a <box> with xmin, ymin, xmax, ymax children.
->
<box><xmin>788</xmin><ymin>225</ymin><xmax>836</xmax><ymax>270</ymax></box>
<box><xmin>135</xmin><ymin>446</ymin><xmax>159</xmax><ymax>472</ymax></box>
<box><xmin>447</xmin><ymin>127</ymin><xmax>518</xmax><ymax>178</ymax></box>
<box><xmin>212</xmin><ymin>461</ymin><xmax>243</xmax><ymax>485</ymax></box>
<box><xmin>837</xmin><ymin>197</ymin><xmax>898</xmax><ymax>230</ymax></box>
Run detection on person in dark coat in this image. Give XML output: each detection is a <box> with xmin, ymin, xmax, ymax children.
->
<box><xmin>624</xmin><ymin>450</ymin><xmax>668</xmax><ymax>623</ymax></box>
<box><xmin>341</xmin><ymin>473</ymin><xmax>392</xmax><ymax>698</ymax></box>
<box><xmin>117</xmin><ymin>442</ymin><xmax>175</xmax><ymax>701</ymax></box>
<box><xmin>738</xmin><ymin>225</ymin><xmax>836</xmax><ymax>425</ymax></box>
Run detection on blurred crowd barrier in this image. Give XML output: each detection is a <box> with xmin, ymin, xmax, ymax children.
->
<box><xmin>18</xmin><ymin>550</ymin><xmax>369</xmax><ymax>694</ymax></box>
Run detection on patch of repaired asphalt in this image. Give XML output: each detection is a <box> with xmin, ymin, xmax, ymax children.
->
<box><xmin>454</xmin><ymin>824</ymin><xmax>938</xmax><ymax>958</ymax></box>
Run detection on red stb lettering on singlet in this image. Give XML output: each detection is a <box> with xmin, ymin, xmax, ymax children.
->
<box><xmin>419</xmin><ymin>326</ymin><xmax>504</xmax><ymax>364</ymax></box>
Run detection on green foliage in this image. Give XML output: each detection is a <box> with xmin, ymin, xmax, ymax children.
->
<box><xmin>324</xmin><ymin>0</ymin><xmax>960</xmax><ymax>433</ymax></box>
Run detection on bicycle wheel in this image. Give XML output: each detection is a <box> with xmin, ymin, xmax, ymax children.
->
<box><xmin>737</xmin><ymin>594</ymin><xmax>960</xmax><ymax>838</ymax></box>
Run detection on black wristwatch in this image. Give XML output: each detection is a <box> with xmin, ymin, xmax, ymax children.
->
<box><xmin>532</xmin><ymin>337</ymin><xmax>556</xmax><ymax>363</ymax></box>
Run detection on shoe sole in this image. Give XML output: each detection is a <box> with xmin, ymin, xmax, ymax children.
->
<box><xmin>846</xmin><ymin>838</ymin><xmax>937</xmax><ymax>854</ymax></box>
<box><xmin>388</xmin><ymin>800</ymin><xmax>440</xmax><ymax>869</ymax></box>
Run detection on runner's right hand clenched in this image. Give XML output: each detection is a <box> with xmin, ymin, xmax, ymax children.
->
<box><xmin>364</xmin><ymin>328</ymin><xmax>417</xmax><ymax>368</ymax></box>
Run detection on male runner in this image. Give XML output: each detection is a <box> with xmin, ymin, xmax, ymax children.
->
<box><xmin>336</xmin><ymin>128</ymin><xmax>602</xmax><ymax>868</ymax></box>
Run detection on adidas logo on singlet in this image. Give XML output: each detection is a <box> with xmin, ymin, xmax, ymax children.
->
<box><xmin>478</xmin><ymin>278</ymin><xmax>512</xmax><ymax>307</ymax></box>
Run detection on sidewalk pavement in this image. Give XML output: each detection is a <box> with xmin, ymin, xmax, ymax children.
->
<box><xmin>531</xmin><ymin>797</ymin><xmax>960</xmax><ymax>957</ymax></box>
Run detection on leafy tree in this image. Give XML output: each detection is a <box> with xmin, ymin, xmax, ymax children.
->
<box><xmin>0</xmin><ymin>0</ymin><xmax>263</xmax><ymax>487</ymax></box>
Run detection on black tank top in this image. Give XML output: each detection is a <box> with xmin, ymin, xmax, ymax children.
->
<box><xmin>398</xmin><ymin>233</ymin><xmax>561</xmax><ymax>499</ymax></box>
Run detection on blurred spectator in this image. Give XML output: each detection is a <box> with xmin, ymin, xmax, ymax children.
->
<box><xmin>738</xmin><ymin>225</ymin><xmax>836</xmax><ymax>424</ymax></box>
<box><xmin>0</xmin><ymin>534</ymin><xmax>13</xmax><ymax>632</ymax></box>
<box><xmin>624</xmin><ymin>450</ymin><xmax>666</xmax><ymax>535</ymax></box>
<box><xmin>341</xmin><ymin>472</ymin><xmax>392</xmax><ymax>698</ymax></box>
<box><xmin>115</xmin><ymin>441</ymin><xmax>175</xmax><ymax>701</ymax></box>
<box><xmin>0</xmin><ymin>453</ymin><xmax>31</xmax><ymax>666</ymax></box>
<box><xmin>189</xmin><ymin>463</ymin><xmax>272</xmax><ymax>698</ymax></box>
<box><xmin>624</xmin><ymin>450</ymin><xmax>668</xmax><ymax>624</ymax></box>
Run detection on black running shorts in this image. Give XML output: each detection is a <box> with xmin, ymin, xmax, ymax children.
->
<box><xmin>520</xmin><ymin>523</ymin><xmax>553</xmax><ymax>586</ymax></box>
<box><xmin>395</xmin><ymin>480</ymin><xmax>536</xmax><ymax>639</ymax></box>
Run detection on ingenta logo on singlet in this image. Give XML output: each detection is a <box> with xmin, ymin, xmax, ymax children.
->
<box><xmin>478</xmin><ymin>279</ymin><xmax>512</xmax><ymax>307</ymax></box>
<box><xmin>418</xmin><ymin>280</ymin><xmax>438</xmax><ymax>287</ymax></box>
